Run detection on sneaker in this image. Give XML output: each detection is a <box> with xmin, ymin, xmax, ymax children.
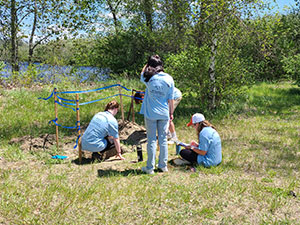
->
<box><xmin>173</xmin><ymin>158</ymin><xmax>191</xmax><ymax>166</ymax></box>
<box><xmin>167</xmin><ymin>137</ymin><xmax>178</xmax><ymax>145</ymax></box>
<box><xmin>141</xmin><ymin>167</ymin><xmax>154</xmax><ymax>174</ymax></box>
<box><xmin>158</xmin><ymin>167</ymin><xmax>168</xmax><ymax>172</ymax></box>
<box><xmin>167</xmin><ymin>140</ymin><xmax>175</xmax><ymax>145</ymax></box>
<box><xmin>92</xmin><ymin>152</ymin><xmax>103</xmax><ymax>162</ymax></box>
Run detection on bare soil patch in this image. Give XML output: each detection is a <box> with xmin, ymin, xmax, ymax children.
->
<box><xmin>8</xmin><ymin>120</ymin><xmax>147</xmax><ymax>163</ymax></box>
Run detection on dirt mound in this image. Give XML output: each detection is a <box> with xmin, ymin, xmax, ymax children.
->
<box><xmin>8</xmin><ymin>120</ymin><xmax>147</xmax><ymax>161</ymax></box>
<box><xmin>118</xmin><ymin>120</ymin><xmax>147</xmax><ymax>145</ymax></box>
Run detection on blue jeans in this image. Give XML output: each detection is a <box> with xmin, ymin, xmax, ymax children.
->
<box><xmin>144</xmin><ymin>118</ymin><xmax>169</xmax><ymax>170</ymax></box>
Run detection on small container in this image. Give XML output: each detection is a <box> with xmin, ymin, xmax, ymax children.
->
<box><xmin>176</xmin><ymin>144</ymin><xmax>181</xmax><ymax>155</ymax></box>
<box><xmin>137</xmin><ymin>144</ymin><xmax>143</xmax><ymax>162</ymax></box>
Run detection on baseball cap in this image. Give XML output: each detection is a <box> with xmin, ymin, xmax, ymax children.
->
<box><xmin>187</xmin><ymin>113</ymin><xmax>205</xmax><ymax>127</ymax></box>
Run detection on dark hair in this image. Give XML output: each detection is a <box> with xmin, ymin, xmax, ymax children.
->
<box><xmin>143</xmin><ymin>55</ymin><xmax>164</xmax><ymax>82</ymax></box>
<box><xmin>104</xmin><ymin>100</ymin><xmax>119</xmax><ymax>111</ymax></box>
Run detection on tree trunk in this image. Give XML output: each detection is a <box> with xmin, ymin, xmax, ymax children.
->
<box><xmin>194</xmin><ymin>1</ymin><xmax>206</xmax><ymax>47</ymax></box>
<box><xmin>144</xmin><ymin>0</ymin><xmax>153</xmax><ymax>31</ymax></box>
<box><xmin>107</xmin><ymin>0</ymin><xmax>119</xmax><ymax>34</ymax></box>
<box><xmin>208</xmin><ymin>36</ymin><xmax>217</xmax><ymax>110</ymax></box>
<box><xmin>10</xmin><ymin>0</ymin><xmax>19</xmax><ymax>72</ymax></box>
<box><xmin>28</xmin><ymin>0</ymin><xmax>38</xmax><ymax>64</ymax></box>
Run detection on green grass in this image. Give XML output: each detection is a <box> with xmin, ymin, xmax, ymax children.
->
<box><xmin>0</xmin><ymin>80</ymin><xmax>300</xmax><ymax>224</ymax></box>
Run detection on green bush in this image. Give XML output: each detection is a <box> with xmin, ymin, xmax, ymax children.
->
<box><xmin>94</xmin><ymin>31</ymin><xmax>149</xmax><ymax>76</ymax></box>
<box><xmin>164</xmin><ymin>45</ymin><xmax>249</xmax><ymax>112</ymax></box>
<box><xmin>281</xmin><ymin>54</ymin><xmax>300</xmax><ymax>86</ymax></box>
<box><xmin>164</xmin><ymin>46</ymin><xmax>210</xmax><ymax>111</ymax></box>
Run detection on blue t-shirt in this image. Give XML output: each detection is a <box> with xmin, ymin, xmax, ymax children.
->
<box><xmin>174</xmin><ymin>87</ymin><xmax>182</xmax><ymax>100</ymax></box>
<box><xmin>197</xmin><ymin>127</ymin><xmax>222</xmax><ymax>167</ymax></box>
<box><xmin>81</xmin><ymin>111</ymin><xmax>119</xmax><ymax>152</ymax></box>
<box><xmin>140</xmin><ymin>72</ymin><xmax>174</xmax><ymax>120</ymax></box>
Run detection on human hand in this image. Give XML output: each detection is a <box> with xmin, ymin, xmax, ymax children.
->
<box><xmin>190</xmin><ymin>140</ymin><xmax>198</xmax><ymax>147</ymax></box>
<box><xmin>115</xmin><ymin>153</ymin><xmax>125</xmax><ymax>160</ymax></box>
<box><xmin>169</xmin><ymin>114</ymin><xmax>174</xmax><ymax>121</ymax></box>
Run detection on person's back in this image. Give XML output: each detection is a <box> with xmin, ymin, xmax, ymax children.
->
<box><xmin>81</xmin><ymin>111</ymin><xmax>118</xmax><ymax>152</ymax></box>
<box><xmin>141</xmin><ymin>72</ymin><xmax>174</xmax><ymax>120</ymax></box>
<box><xmin>198</xmin><ymin>126</ymin><xmax>222</xmax><ymax>167</ymax></box>
<box><xmin>140</xmin><ymin>54</ymin><xmax>175</xmax><ymax>174</ymax></box>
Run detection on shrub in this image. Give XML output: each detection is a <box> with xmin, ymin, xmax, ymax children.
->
<box><xmin>281</xmin><ymin>54</ymin><xmax>300</xmax><ymax>86</ymax></box>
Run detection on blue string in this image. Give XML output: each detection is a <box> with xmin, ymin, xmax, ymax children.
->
<box><xmin>55</xmin><ymin>101</ymin><xmax>76</xmax><ymax>111</ymax></box>
<box><xmin>56</xmin><ymin>101</ymin><xmax>76</xmax><ymax>106</ymax></box>
<box><xmin>38</xmin><ymin>90</ymin><xmax>54</xmax><ymax>100</ymax></box>
<box><xmin>49</xmin><ymin>118</ymin><xmax>78</xmax><ymax>129</ymax></box>
<box><xmin>40</xmin><ymin>84</ymin><xmax>146</xmax><ymax>150</ymax></box>
<box><xmin>56</xmin><ymin>94</ymin><xmax>76</xmax><ymax>102</ymax></box>
<box><xmin>56</xmin><ymin>84</ymin><xmax>120</xmax><ymax>94</ymax></box>
<box><xmin>79</xmin><ymin>94</ymin><xmax>120</xmax><ymax>106</ymax></box>
<box><xmin>74</xmin><ymin>135</ymin><xmax>81</xmax><ymax>149</ymax></box>
<box><xmin>119</xmin><ymin>85</ymin><xmax>132</xmax><ymax>91</ymax></box>
<box><xmin>120</xmin><ymin>94</ymin><xmax>143</xmax><ymax>100</ymax></box>
<box><xmin>39</xmin><ymin>85</ymin><xmax>145</xmax><ymax>101</ymax></box>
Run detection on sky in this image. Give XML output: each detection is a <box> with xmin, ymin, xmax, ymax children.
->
<box><xmin>271</xmin><ymin>0</ymin><xmax>296</xmax><ymax>14</ymax></box>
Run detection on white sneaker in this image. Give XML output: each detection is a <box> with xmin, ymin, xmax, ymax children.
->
<box><xmin>173</xmin><ymin>158</ymin><xmax>191</xmax><ymax>166</ymax></box>
<box><xmin>167</xmin><ymin>137</ymin><xmax>178</xmax><ymax>145</ymax></box>
<box><xmin>141</xmin><ymin>167</ymin><xmax>154</xmax><ymax>174</ymax></box>
<box><xmin>167</xmin><ymin>140</ymin><xmax>175</xmax><ymax>145</ymax></box>
<box><xmin>158</xmin><ymin>167</ymin><xmax>168</xmax><ymax>172</ymax></box>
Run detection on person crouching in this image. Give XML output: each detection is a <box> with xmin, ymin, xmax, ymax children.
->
<box><xmin>81</xmin><ymin>100</ymin><xmax>125</xmax><ymax>162</ymax></box>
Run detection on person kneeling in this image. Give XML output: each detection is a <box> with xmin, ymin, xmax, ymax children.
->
<box><xmin>180</xmin><ymin>113</ymin><xmax>222</xmax><ymax>167</ymax></box>
<box><xmin>81</xmin><ymin>100</ymin><xmax>125</xmax><ymax>162</ymax></box>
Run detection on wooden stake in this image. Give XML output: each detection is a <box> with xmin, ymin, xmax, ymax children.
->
<box><xmin>118</xmin><ymin>83</ymin><xmax>124</xmax><ymax>123</ymax></box>
<box><xmin>127</xmin><ymin>90</ymin><xmax>134</xmax><ymax>122</ymax></box>
<box><xmin>76</xmin><ymin>94</ymin><xmax>82</xmax><ymax>164</ymax></box>
<box><xmin>54</xmin><ymin>88</ymin><xmax>59</xmax><ymax>151</ymax></box>
<box><xmin>131</xmin><ymin>90</ymin><xmax>135</xmax><ymax>123</ymax></box>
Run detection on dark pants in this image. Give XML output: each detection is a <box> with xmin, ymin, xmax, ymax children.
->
<box><xmin>102</xmin><ymin>136</ymin><xmax>115</xmax><ymax>152</ymax></box>
<box><xmin>180</xmin><ymin>149</ymin><xmax>198</xmax><ymax>164</ymax></box>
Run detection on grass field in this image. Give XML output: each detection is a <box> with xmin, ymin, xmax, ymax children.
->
<box><xmin>0</xmin><ymin>81</ymin><xmax>299</xmax><ymax>224</ymax></box>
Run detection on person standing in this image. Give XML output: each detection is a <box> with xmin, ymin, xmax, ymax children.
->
<box><xmin>179</xmin><ymin>113</ymin><xmax>222</xmax><ymax>167</ymax></box>
<box><xmin>140</xmin><ymin>55</ymin><xmax>174</xmax><ymax>174</ymax></box>
<box><xmin>81</xmin><ymin>100</ymin><xmax>125</xmax><ymax>162</ymax></box>
<box><xmin>167</xmin><ymin>87</ymin><xmax>182</xmax><ymax>143</ymax></box>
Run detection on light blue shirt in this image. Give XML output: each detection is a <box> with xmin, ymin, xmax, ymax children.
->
<box><xmin>174</xmin><ymin>87</ymin><xmax>182</xmax><ymax>100</ymax></box>
<box><xmin>197</xmin><ymin>127</ymin><xmax>222</xmax><ymax>167</ymax></box>
<box><xmin>81</xmin><ymin>111</ymin><xmax>118</xmax><ymax>152</ymax></box>
<box><xmin>140</xmin><ymin>72</ymin><xmax>174</xmax><ymax>120</ymax></box>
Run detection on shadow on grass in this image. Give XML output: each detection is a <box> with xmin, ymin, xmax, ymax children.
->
<box><xmin>97</xmin><ymin>169</ymin><xmax>144</xmax><ymax>177</ymax></box>
<box><xmin>72</xmin><ymin>157</ymin><xmax>94</xmax><ymax>165</ymax></box>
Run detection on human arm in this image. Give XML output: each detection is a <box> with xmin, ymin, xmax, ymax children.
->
<box><xmin>191</xmin><ymin>147</ymin><xmax>207</xmax><ymax>156</ymax></box>
<box><xmin>185</xmin><ymin>142</ymin><xmax>207</xmax><ymax>155</ymax></box>
<box><xmin>140</xmin><ymin>64</ymin><xmax>148</xmax><ymax>84</ymax></box>
<box><xmin>168</xmin><ymin>99</ymin><xmax>174</xmax><ymax>121</ymax></box>
<box><xmin>113</xmin><ymin>137</ymin><xmax>125</xmax><ymax>160</ymax></box>
<box><xmin>107</xmin><ymin>117</ymin><xmax>124</xmax><ymax>160</ymax></box>
<box><xmin>141</xmin><ymin>64</ymin><xmax>147</xmax><ymax>73</ymax></box>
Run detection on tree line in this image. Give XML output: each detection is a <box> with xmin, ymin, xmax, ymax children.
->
<box><xmin>1</xmin><ymin>0</ymin><xmax>300</xmax><ymax>110</ymax></box>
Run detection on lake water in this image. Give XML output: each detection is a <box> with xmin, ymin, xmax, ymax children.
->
<box><xmin>0</xmin><ymin>62</ymin><xmax>110</xmax><ymax>83</ymax></box>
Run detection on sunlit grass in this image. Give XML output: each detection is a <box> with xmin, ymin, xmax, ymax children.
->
<box><xmin>0</xmin><ymin>81</ymin><xmax>299</xmax><ymax>224</ymax></box>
